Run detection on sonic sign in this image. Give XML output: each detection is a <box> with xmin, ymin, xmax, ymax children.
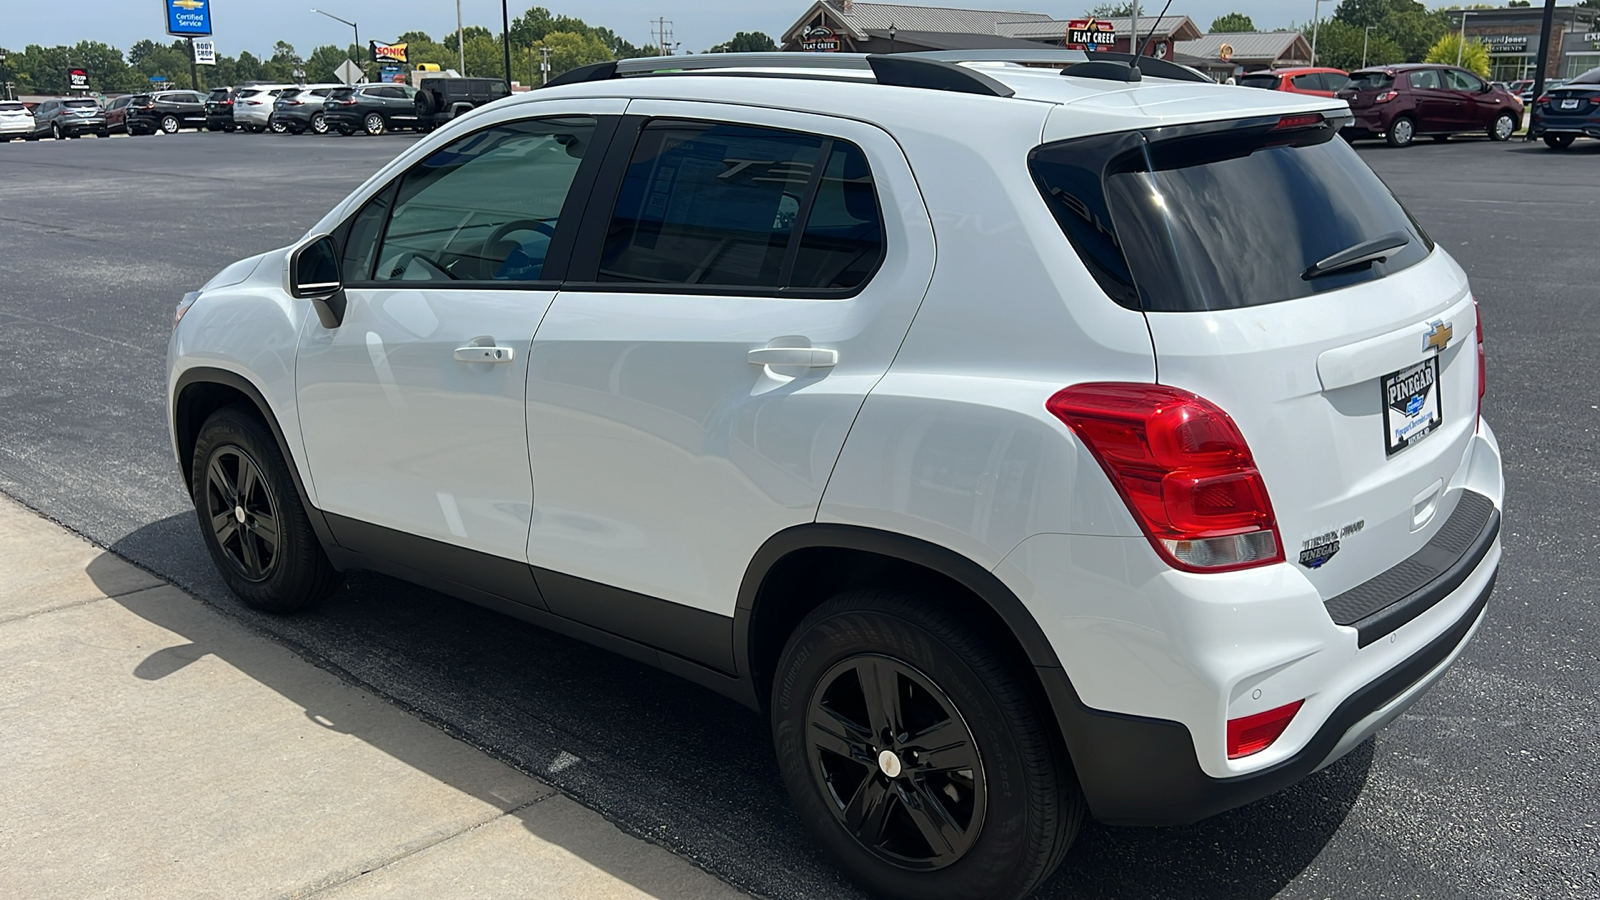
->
<box><xmin>1066</xmin><ymin>18</ymin><xmax>1115</xmax><ymax>51</ymax></box>
<box><xmin>370</xmin><ymin>42</ymin><xmax>410</xmax><ymax>65</ymax></box>
<box><xmin>165</xmin><ymin>0</ymin><xmax>213</xmax><ymax>37</ymax></box>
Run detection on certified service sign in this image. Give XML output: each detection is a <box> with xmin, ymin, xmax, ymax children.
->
<box><xmin>166</xmin><ymin>0</ymin><xmax>214</xmax><ymax>37</ymax></box>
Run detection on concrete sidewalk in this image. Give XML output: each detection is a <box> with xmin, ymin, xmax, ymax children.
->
<box><xmin>0</xmin><ymin>494</ymin><xmax>748</xmax><ymax>900</ymax></box>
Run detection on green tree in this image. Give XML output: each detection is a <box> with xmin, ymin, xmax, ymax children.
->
<box><xmin>1086</xmin><ymin>3</ymin><xmax>1134</xmax><ymax>16</ymax></box>
<box><xmin>1424</xmin><ymin>33</ymin><xmax>1489</xmax><ymax>77</ymax></box>
<box><xmin>535</xmin><ymin>31</ymin><xmax>615</xmax><ymax>78</ymax></box>
<box><xmin>1331</xmin><ymin>0</ymin><xmax>1449</xmax><ymax>62</ymax></box>
<box><xmin>706</xmin><ymin>32</ymin><xmax>778</xmax><ymax>53</ymax></box>
<box><xmin>1306</xmin><ymin>18</ymin><xmax>1404</xmax><ymax>70</ymax></box>
<box><xmin>1209</xmin><ymin>13</ymin><xmax>1256</xmax><ymax>33</ymax></box>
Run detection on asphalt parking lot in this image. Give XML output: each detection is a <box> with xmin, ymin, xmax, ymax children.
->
<box><xmin>1</xmin><ymin>128</ymin><xmax>1596</xmax><ymax>900</ymax></box>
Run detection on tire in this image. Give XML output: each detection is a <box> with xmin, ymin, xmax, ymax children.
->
<box><xmin>96</xmin><ymin>130</ymin><xmax>108</xmax><ymax>138</ymax></box>
<box><xmin>1385</xmin><ymin>115</ymin><xmax>1416</xmax><ymax>147</ymax></box>
<box><xmin>772</xmin><ymin>590</ymin><xmax>1083</xmax><ymax>900</ymax></box>
<box><xmin>364</xmin><ymin>112</ymin><xmax>386</xmax><ymax>136</ymax></box>
<box><xmin>269</xmin><ymin>119</ymin><xmax>288</xmax><ymax>134</ymax></box>
<box><xmin>337</xmin><ymin>127</ymin><xmax>354</xmax><ymax>136</ymax></box>
<box><xmin>1489</xmin><ymin>111</ymin><xmax>1517</xmax><ymax>142</ymax></box>
<box><xmin>161</xmin><ymin>115</ymin><xmax>180</xmax><ymax>134</ymax></box>
<box><xmin>52</xmin><ymin>122</ymin><xmax>63</xmax><ymax>140</ymax></box>
<box><xmin>224</xmin><ymin>123</ymin><xmax>236</xmax><ymax>133</ymax></box>
<box><xmin>191</xmin><ymin>405</ymin><xmax>343</xmax><ymax>614</ymax></box>
<box><xmin>310</xmin><ymin>112</ymin><xmax>327</xmax><ymax>135</ymax></box>
<box><xmin>1544</xmin><ymin>133</ymin><xmax>1576</xmax><ymax>150</ymax></box>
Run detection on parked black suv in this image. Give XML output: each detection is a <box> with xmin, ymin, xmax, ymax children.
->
<box><xmin>324</xmin><ymin>84</ymin><xmax>421</xmax><ymax>135</ymax></box>
<box><xmin>127</xmin><ymin>90</ymin><xmax>208</xmax><ymax>135</ymax></box>
<box><xmin>205</xmin><ymin>87</ymin><xmax>236</xmax><ymax>132</ymax></box>
<box><xmin>414</xmin><ymin>76</ymin><xmax>510</xmax><ymax>130</ymax></box>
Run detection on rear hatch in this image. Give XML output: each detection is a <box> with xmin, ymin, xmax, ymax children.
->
<box><xmin>64</xmin><ymin>99</ymin><xmax>101</xmax><ymax>117</ymax></box>
<box><xmin>1031</xmin><ymin>112</ymin><xmax>1480</xmax><ymax>599</ymax></box>
<box><xmin>1542</xmin><ymin>81</ymin><xmax>1600</xmax><ymax>118</ymax></box>
<box><xmin>1338</xmin><ymin>70</ymin><xmax>1395</xmax><ymax>109</ymax></box>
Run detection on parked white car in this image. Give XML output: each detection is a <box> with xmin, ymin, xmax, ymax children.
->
<box><xmin>167</xmin><ymin>51</ymin><xmax>1503</xmax><ymax>900</ymax></box>
<box><xmin>230</xmin><ymin>84</ymin><xmax>299</xmax><ymax>132</ymax></box>
<box><xmin>0</xmin><ymin>101</ymin><xmax>35</xmax><ymax>140</ymax></box>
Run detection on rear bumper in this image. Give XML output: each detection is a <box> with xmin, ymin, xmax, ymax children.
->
<box><xmin>57</xmin><ymin>118</ymin><xmax>107</xmax><ymax>135</ymax></box>
<box><xmin>1529</xmin><ymin>114</ymin><xmax>1600</xmax><ymax>137</ymax></box>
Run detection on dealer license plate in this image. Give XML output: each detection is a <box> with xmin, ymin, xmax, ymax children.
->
<box><xmin>1561</xmin><ymin>99</ymin><xmax>1580</xmax><ymax>109</ymax></box>
<box><xmin>1382</xmin><ymin>357</ymin><xmax>1442</xmax><ymax>457</ymax></box>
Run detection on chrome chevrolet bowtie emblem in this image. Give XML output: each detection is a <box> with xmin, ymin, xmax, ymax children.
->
<box><xmin>1423</xmin><ymin>320</ymin><xmax>1452</xmax><ymax>354</ymax></box>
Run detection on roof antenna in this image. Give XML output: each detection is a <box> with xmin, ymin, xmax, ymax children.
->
<box><xmin>1134</xmin><ymin>0</ymin><xmax>1177</xmax><ymax>71</ymax></box>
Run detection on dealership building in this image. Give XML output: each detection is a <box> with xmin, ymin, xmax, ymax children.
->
<box><xmin>1446</xmin><ymin>6</ymin><xmax>1600</xmax><ymax>82</ymax></box>
<box><xmin>780</xmin><ymin>2</ymin><xmax>1201</xmax><ymax>60</ymax></box>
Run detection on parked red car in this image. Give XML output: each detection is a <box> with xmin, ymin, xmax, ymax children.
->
<box><xmin>1338</xmin><ymin>64</ymin><xmax>1523</xmax><ymax>147</ymax></box>
<box><xmin>1238</xmin><ymin>66</ymin><xmax>1350</xmax><ymax>98</ymax></box>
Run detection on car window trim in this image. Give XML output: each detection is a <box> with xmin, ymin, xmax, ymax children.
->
<box><xmin>339</xmin><ymin>113</ymin><xmax>621</xmax><ymax>291</ymax></box>
<box><xmin>563</xmin><ymin>115</ymin><xmax>886</xmax><ymax>299</ymax></box>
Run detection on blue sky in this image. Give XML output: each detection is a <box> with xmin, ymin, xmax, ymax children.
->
<box><xmin>3</xmin><ymin>1</ymin><xmax>1456</xmax><ymax>60</ymax></box>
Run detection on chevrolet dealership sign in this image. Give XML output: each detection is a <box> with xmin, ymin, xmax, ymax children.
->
<box><xmin>166</xmin><ymin>0</ymin><xmax>213</xmax><ymax>36</ymax></box>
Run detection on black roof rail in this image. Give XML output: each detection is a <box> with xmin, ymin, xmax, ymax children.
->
<box><xmin>541</xmin><ymin>52</ymin><xmax>1014</xmax><ymax>97</ymax></box>
<box><xmin>908</xmin><ymin>48</ymin><xmax>1210</xmax><ymax>84</ymax></box>
<box><xmin>1067</xmin><ymin>52</ymin><xmax>1212</xmax><ymax>84</ymax></box>
<box><xmin>1064</xmin><ymin>60</ymin><xmax>1142</xmax><ymax>83</ymax></box>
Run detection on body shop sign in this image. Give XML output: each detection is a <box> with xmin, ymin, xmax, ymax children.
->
<box><xmin>1067</xmin><ymin>18</ymin><xmax>1116</xmax><ymax>50</ymax></box>
<box><xmin>800</xmin><ymin>25</ymin><xmax>841</xmax><ymax>52</ymax></box>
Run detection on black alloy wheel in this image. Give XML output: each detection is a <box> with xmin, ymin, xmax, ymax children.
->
<box><xmin>191</xmin><ymin>405</ymin><xmax>343</xmax><ymax>613</ymax></box>
<box><xmin>773</xmin><ymin>591</ymin><xmax>1082</xmax><ymax>900</ymax></box>
<box><xmin>806</xmin><ymin>654</ymin><xmax>988</xmax><ymax>869</ymax></box>
<box><xmin>203</xmin><ymin>446</ymin><xmax>280</xmax><ymax>583</ymax></box>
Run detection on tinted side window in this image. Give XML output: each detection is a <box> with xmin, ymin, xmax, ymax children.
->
<box><xmin>788</xmin><ymin>142</ymin><xmax>883</xmax><ymax>290</ymax></box>
<box><xmin>597</xmin><ymin>120</ymin><xmax>883</xmax><ymax>292</ymax></box>
<box><xmin>341</xmin><ymin>189</ymin><xmax>392</xmax><ymax>283</ymax></box>
<box><xmin>599</xmin><ymin>121</ymin><xmax>823</xmax><ymax>289</ymax></box>
<box><xmin>1408</xmin><ymin>70</ymin><xmax>1440</xmax><ymax>90</ymax></box>
<box><xmin>1292</xmin><ymin>74</ymin><xmax>1322</xmax><ymax>90</ymax></box>
<box><xmin>371</xmin><ymin>117</ymin><xmax>596</xmax><ymax>283</ymax></box>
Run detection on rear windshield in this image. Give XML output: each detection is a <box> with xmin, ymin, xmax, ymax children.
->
<box><xmin>64</xmin><ymin>99</ymin><xmax>98</xmax><ymax>108</ymax></box>
<box><xmin>1570</xmin><ymin>67</ymin><xmax>1600</xmax><ymax>85</ymax></box>
<box><xmin>328</xmin><ymin>88</ymin><xmax>355</xmax><ymax>99</ymax></box>
<box><xmin>1029</xmin><ymin>116</ymin><xmax>1434</xmax><ymax>312</ymax></box>
<box><xmin>1347</xmin><ymin>71</ymin><xmax>1395</xmax><ymax>91</ymax></box>
<box><xmin>1238</xmin><ymin>74</ymin><xmax>1279</xmax><ymax>90</ymax></box>
<box><xmin>0</xmin><ymin>102</ymin><xmax>24</xmax><ymax>112</ymax></box>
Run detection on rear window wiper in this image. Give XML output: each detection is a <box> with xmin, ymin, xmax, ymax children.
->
<box><xmin>1302</xmin><ymin>231</ymin><xmax>1411</xmax><ymax>280</ymax></box>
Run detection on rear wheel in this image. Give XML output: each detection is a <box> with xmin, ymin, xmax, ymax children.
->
<box><xmin>1543</xmin><ymin>133</ymin><xmax>1576</xmax><ymax>150</ymax></box>
<box><xmin>191</xmin><ymin>406</ymin><xmax>342</xmax><ymax>614</ymax></box>
<box><xmin>52</xmin><ymin>122</ymin><xmax>63</xmax><ymax>140</ymax></box>
<box><xmin>161</xmin><ymin>115</ymin><xmax>180</xmax><ymax>134</ymax></box>
<box><xmin>1489</xmin><ymin>111</ymin><xmax>1517</xmax><ymax>141</ymax></box>
<box><xmin>269</xmin><ymin>119</ymin><xmax>288</xmax><ymax>134</ymax></box>
<box><xmin>310</xmin><ymin>112</ymin><xmax>328</xmax><ymax>134</ymax></box>
<box><xmin>772</xmin><ymin>591</ymin><xmax>1083</xmax><ymax>900</ymax></box>
<box><xmin>364</xmin><ymin>112</ymin><xmax>386</xmax><ymax>136</ymax></box>
<box><xmin>1385</xmin><ymin>116</ymin><xmax>1417</xmax><ymax>147</ymax></box>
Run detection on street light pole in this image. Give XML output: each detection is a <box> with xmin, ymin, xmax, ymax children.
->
<box><xmin>310</xmin><ymin>9</ymin><xmax>361</xmax><ymax>81</ymax></box>
<box><xmin>1363</xmin><ymin>25</ymin><xmax>1371</xmax><ymax>68</ymax></box>
<box><xmin>501</xmin><ymin>0</ymin><xmax>512</xmax><ymax>86</ymax></box>
<box><xmin>456</xmin><ymin>0</ymin><xmax>466</xmax><ymax>75</ymax></box>
<box><xmin>1310</xmin><ymin>0</ymin><xmax>1324</xmax><ymax>66</ymax></box>
<box><xmin>1456</xmin><ymin>11</ymin><xmax>1470</xmax><ymax>68</ymax></box>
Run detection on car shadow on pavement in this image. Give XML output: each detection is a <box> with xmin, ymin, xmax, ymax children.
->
<box><xmin>88</xmin><ymin>512</ymin><xmax>1371</xmax><ymax>900</ymax></box>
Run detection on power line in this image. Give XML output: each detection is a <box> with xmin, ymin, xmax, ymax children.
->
<box><xmin>652</xmin><ymin>17</ymin><xmax>675</xmax><ymax>56</ymax></box>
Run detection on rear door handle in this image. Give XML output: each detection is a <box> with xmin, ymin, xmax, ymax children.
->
<box><xmin>747</xmin><ymin>347</ymin><xmax>838</xmax><ymax>368</ymax></box>
<box><xmin>455</xmin><ymin>346</ymin><xmax>514</xmax><ymax>363</ymax></box>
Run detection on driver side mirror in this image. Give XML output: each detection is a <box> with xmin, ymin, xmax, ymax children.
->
<box><xmin>289</xmin><ymin>234</ymin><xmax>346</xmax><ymax>329</ymax></box>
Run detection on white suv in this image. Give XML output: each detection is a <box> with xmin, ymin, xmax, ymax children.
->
<box><xmin>167</xmin><ymin>52</ymin><xmax>1502</xmax><ymax>900</ymax></box>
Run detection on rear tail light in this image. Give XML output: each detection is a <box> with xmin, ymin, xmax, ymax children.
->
<box><xmin>1274</xmin><ymin>113</ymin><xmax>1323</xmax><ymax>130</ymax></box>
<box><xmin>1046</xmin><ymin>384</ymin><xmax>1284</xmax><ymax>572</ymax></box>
<box><xmin>1536</xmin><ymin>95</ymin><xmax>1551</xmax><ymax>106</ymax></box>
<box><xmin>1227</xmin><ymin>700</ymin><xmax>1304</xmax><ymax>759</ymax></box>
<box><xmin>1375</xmin><ymin>90</ymin><xmax>1398</xmax><ymax>103</ymax></box>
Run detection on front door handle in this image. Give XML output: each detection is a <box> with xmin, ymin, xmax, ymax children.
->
<box><xmin>747</xmin><ymin>347</ymin><xmax>838</xmax><ymax>368</ymax></box>
<box><xmin>455</xmin><ymin>345</ymin><xmax>514</xmax><ymax>363</ymax></box>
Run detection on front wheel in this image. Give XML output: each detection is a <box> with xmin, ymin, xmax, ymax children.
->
<box><xmin>1386</xmin><ymin>115</ymin><xmax>1417</xmax><ymax>147</ymax></box>
<box><xmin>310</xmin><ymin>112</ymin><xmax>327</xmax><ymax>134</ymax></box>
<box><xmin>191</xmin><ymin>406</ymin><xmax>343</xmax><ymax>614</ymax></box>
<box><xmin>772</xmin><ymin>591</ymin><xmax>1082</xmax><ymax>900</ymax></box>
<box><xmin>161</xmin><ymin>115</ymin><xmax>180</xmax><ymax>134</ymax></box>
<box><xmin>1489</xmin><ymin>111</ymin><xmax>1517</xmax><ymax>141</ymax></box>
<box><xmin>363</xmin><ymin>112</ymin><xmax>386</xmax><ymax>136</ymax></box>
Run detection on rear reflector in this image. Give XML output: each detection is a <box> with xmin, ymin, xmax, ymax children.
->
<box><xmin>1046</xmin><ymin>383</ymin><xmax>1284</xmax><ymax>573</ymax></box>
<box><xmin>1227</xmin><ymin>700</ymin><xmax>1304</xmax><ymax>759</ymax></box>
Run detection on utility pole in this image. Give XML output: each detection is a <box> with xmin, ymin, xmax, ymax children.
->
<box><xmin>1129</xmin><ymin>1</ymin><xmax>1137</xmax><ymax>57</ymax></box>
<box><xmin>1310</xmin><ymin>0</ymin><xmax>1324</xmax><ymax>66</ymax></box>
<box><xmin>652</xmin><ymin>17</ymin><xmax>674</xmax><ymax>56</ymax></box>
<box><xmin>501</xmin><ymin>0</ymin><xmax>512</xmax><ymax>86</ymax></box>
<box><xmin>187</xmin><ymin>37</ymin><xmax>200</xmax><ymax>90</ymax></box>
<box><xmin>539</xmin><ymin>46</ymin><xmax>552</xmax><ymax>84</ymax></box>
<box><xmin>457</xmin><ymin>0</ymin><xmax>466</xmax><ymax>74</ymax></box>
<box><xmin>1456</xmin><ymin>11</ymin><xmax>1471</xmax><ymax>68</ymax></box>
<box><xmin>1363</xmin><ymin>25</ymin><xmax>1371</xmax><ymax>68</ymax></box>
<box><xmin>1527</xmin><ymin>0</ymin><xmax>1557</xmax><ymax>139</ymax></box>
